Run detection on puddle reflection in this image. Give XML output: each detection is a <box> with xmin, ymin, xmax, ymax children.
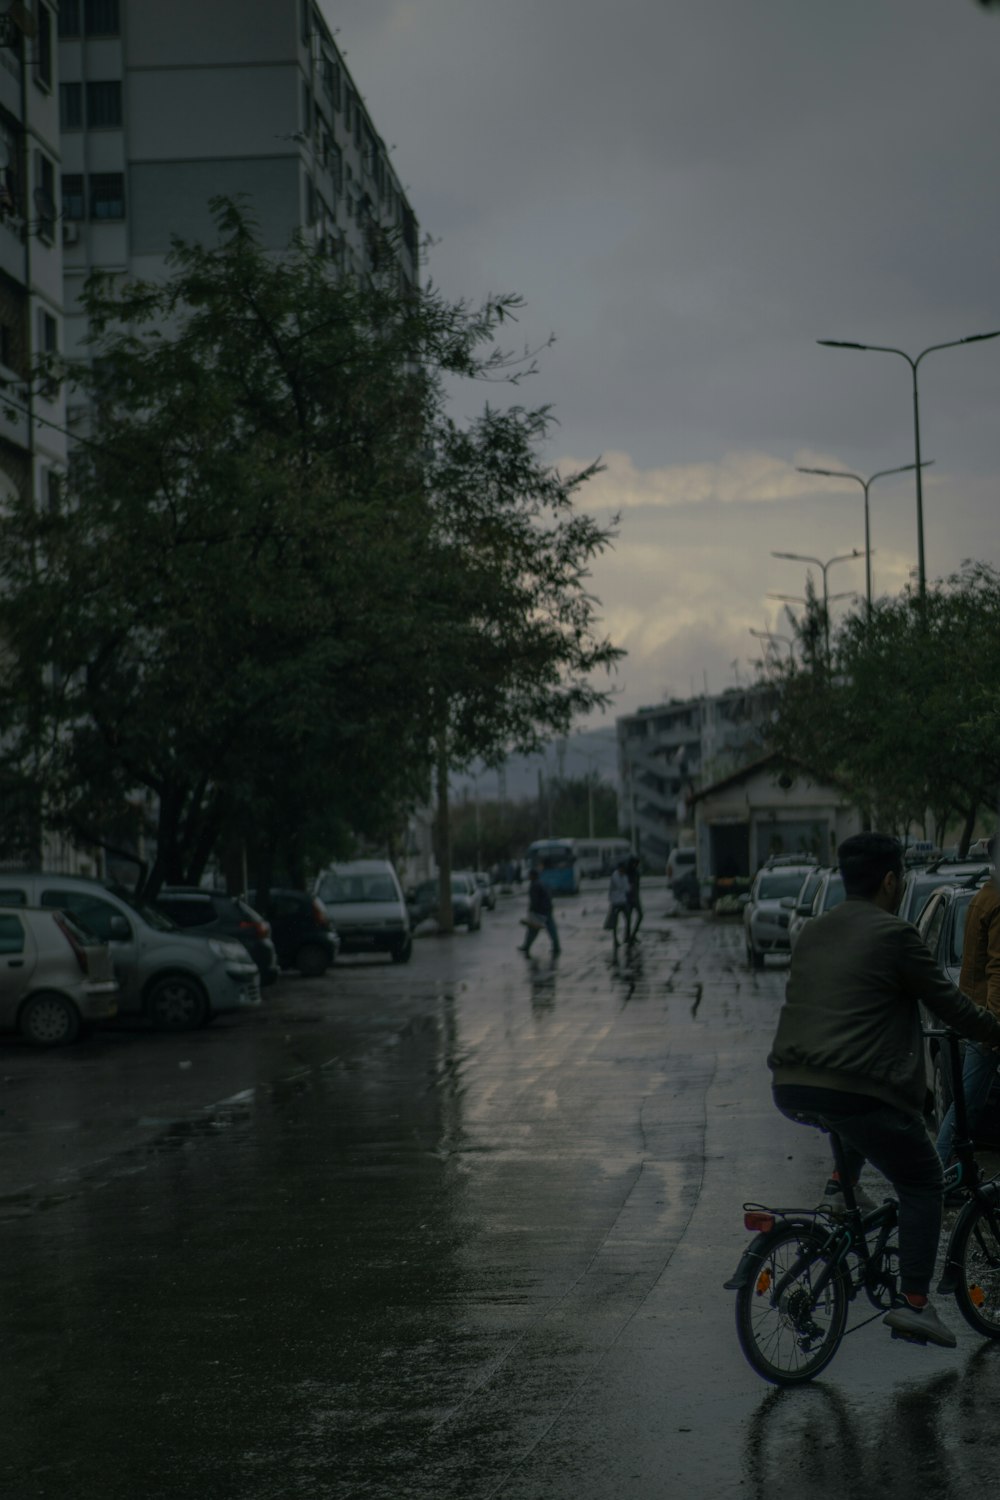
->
<box><xmin>744</xmin><ymin>1344</ymin><xmax>1000</xmax><ymax>1498</ymax></box>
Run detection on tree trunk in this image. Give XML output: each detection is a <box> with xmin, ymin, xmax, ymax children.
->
<box><xmin>435</xmin><ymin>722</ymin><xmax>454</xmax><ymax>934</ymax></box>
<box><xmin>958</xmin><ymin>803</ymin><xmax>978</xmax><ymax>859</ymax></box>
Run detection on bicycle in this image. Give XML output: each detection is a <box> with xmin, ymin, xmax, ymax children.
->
<box><xmin>724</xmin><ymin>1028</ymin><xmax>1000</xmax><ymax>1384</ymax></box>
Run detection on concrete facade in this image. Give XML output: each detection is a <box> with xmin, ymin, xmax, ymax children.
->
<box><xmin>616</xmin><ymin>687</ymin><xmax>774</xmax><ymax>870</ymax></box>
<box><xmin>691</xmin><ymin>754</ymin><xmax>862</xmax><ymax>885</ymax></box>
<box><xmin>0</xmin><ymin>2</ymin><xmax>66</xmax><ymax>518</ymax></box>
<box><xmin>58</xmin><ymin>0</ymin><xmax>419</xmax><ymax>369</ymax></box>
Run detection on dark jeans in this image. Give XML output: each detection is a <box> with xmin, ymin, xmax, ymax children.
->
<box><xmin>775</xmin><ymin>1088</ymin><xmax>943</xmax><ymax>1296</ymax></box>
<box><xmin>626</xmin><ymin>896</ymin><xmax>643</xmax><ymax>939</ymax></box>
<box><xmin>936</xmin><ymin>1040</ymin><xmax>998</xmax><ymax>1164</ymax></box>
<box><xmin>523</xmin><ymin>914</ymin><xmax>560</xmax><ymax>954</ymax></box>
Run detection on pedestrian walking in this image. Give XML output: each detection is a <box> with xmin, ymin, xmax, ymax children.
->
<box><xmin>519</xmin><ymin>867</ymin><xmax>560</xmax><ymax>956</ymax></box>
<box><xmin>607</xmin><ymin>860</ymin><xmax>630</xmax><ymax>949</ymax></box>
<box><xmin>626</xmin><ymin>854</ymin><xmax>643</xmax><ymax>942</ymax></box>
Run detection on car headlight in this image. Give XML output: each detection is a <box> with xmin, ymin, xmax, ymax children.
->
<box><xmin>210</xmin><ymin>939</ymin><xmax>250</xmax><ymax>961</ymax></box>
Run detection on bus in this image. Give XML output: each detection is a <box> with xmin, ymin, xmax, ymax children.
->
<box><xmin>575</xmin><ymin>838</ymin><xmax>633</xmax><ymax>879</ymax></box>
<box><xmin>526</xmin><ymin>838</ymin><xmax>582</xmax><ymax>895</ymax></box>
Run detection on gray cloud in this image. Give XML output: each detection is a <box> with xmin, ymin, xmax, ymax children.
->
<box><xmin>326</xmin><ymin>0</ymin><xmax>1000</xmax><ymax>711</ymax></box>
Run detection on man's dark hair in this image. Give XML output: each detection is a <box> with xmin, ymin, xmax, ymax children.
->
<box><xmin>838</xmin><ymin>833</ymin><xmax>903</xmax><ymax>898</ymax></box>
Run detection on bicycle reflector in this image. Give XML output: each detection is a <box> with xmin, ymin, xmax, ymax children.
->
<box><xmin>744</xmin><ymin>1211</ymin><xmax>775</xmax><ymax>1232</ymax></box>
<box><xmin>969</xmin><ymin>1284</ymin><xmax>986</xmax><ymax>1308</ymax></box>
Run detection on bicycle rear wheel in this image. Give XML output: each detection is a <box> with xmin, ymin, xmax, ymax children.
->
<box><xmin>735</xmin><ymin>1224</ymin><xmax>849</xmax><ymax>1384</ymax></box>
<box><xmin>951</xmin><ymin>1196</ymin><xmax>1000</xmax><ymax>1338</ymax></box>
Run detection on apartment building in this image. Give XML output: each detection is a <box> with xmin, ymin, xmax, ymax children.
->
<box><xmin>617</xmin><ymin>686</ymin><xmax>775</xmax><ymax>869</ymax></box>
<box><xmin>58</xmin><ymin>0</ymin><xmax>419</xmax><ymax>371</ymax></box>
<box><xmin>0</xmin><ymin>2</ymin><xmax>66</xmax><ymax>517</ymax></box>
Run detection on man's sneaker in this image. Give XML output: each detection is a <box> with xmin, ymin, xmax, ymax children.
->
<box><xmin>817</xmin><ymin>1179</ymin><xmax>878</xmax><ymax>1216</ymax></box>
<box><xmin>883</xmin><ymin>1300</ymin><xmax>957</xmax><ymax>1349</ymax></box>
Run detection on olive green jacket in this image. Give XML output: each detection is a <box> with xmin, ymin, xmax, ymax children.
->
<box><xmin>769</xmin><ymin>896</ymin><xmax>1000</xmax><ymax>1116</ymax></box>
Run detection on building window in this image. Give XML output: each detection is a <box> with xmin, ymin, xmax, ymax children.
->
<box><xmin>304</xmin><ymin>173</ymin><xmax>317</xmax><ymax>226</ymax></box>
<box><xmin>90</xmin><ymin>171</ymin><xmax>124</xmax><ymax>220</ymax></box>
<box><xmin>35</xmin><ymin>4</ymin><xmax>53</xmax><ymax>89</ymax></box>
<box><xmin>329</xmin><ymin>142</ymin><xmax>343</xmax><ymax>194</ymax></box>
<box><xmin>84</xmin><ymin>0</ymin><xmax>120</xmax><ymax>35</ymax></box>
<box><xmin>37</xmin><ymin>308</ymin><xmax>57</xmax><ymax>354</ymax></box>
<box><xmin>34</xmin><ymin>153</ymin><xmax>55</xmax><ymax>241</ymax></box>
<box><xmin>322</xmin><ymin>55</ymin><xmax>341</xmax><ymax>111</ymax></box>
<box><xmin>86</xmin><ymin>81</ymin><xmax>122</xmax><ymax>128</ymax></box>
<box><xmin>302</xmin><ymin>82</ymin><xmax>312</xmax><ymax>134</ymax></box>
<box><xmin>59</xmin><ymin>0</ymin><xmax>82</xmax><ymax>36</ymax></box>
<box><xmin>59</xmin><ymin>82</ymin><xmax>83</xmax><ymax>130</ymax></box>
<box><xmin>62</xmin><ymin>172</ymin><xmax>85</xmax><ymax>221</ymax></box>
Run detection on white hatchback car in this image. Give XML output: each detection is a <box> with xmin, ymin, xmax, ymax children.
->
<box><xmin>744</xmin><ymin>860</ymin><xmax>817</xmax><ymax>969</ymax></box>
<box><xmin>314</xmin><ymin>861</ymin><xmax>412</xmax><ymax>963</ymax></box>
<box><xmin>0</xmin><ymin>907</ymin><xmax>118</xmax><ymax>1045</ymax></box>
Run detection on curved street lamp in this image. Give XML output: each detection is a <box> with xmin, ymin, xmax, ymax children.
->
<box><xmin>817</xmin><ymin>332</ymin><xmax>1000</xmax><ymax>602</ymax></box>
<box><xmin>795</xmin><ymin>462</ymin><xmax>932</xmax><ymax>617</ymax></box>
<box><xmin>770</xmin><ymin>549</ymin><xmax>862</xmax><ymax>661</ymax></box>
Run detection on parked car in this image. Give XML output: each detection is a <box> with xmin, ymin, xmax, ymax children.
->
<box><xmin>152</xmin><ymin>887</ymin><xmax>279</xmax><ymax>985</ymax></box>
<box><xmin>809</xmin><ymin>868</ymin><xmax>846</xmax><ymax>921</ymax></box>
<box><xmin>251</xmin><ymin>889</ymin><xmax>339</xmax><ymax>977</ymax></box>
<box><xmin>314</xmin><ymin>861</ymin><xmax>412</xmax><ymax>963</ymax></box>
<box><xmin>667</xmin><ymin>847</ymin><xmax>700</xmax><ymax>910</ymax></box>
<box><xmin>0</xmin><ymin>907</ymin><xmax>118</xmax><ymax>1046</ymax></box>
<box><xmin>473</xmin><ymin>872</ymin><xmax>496</xmax><ymax>911</ymax></box>
<box><xmin>744</xmin><ymin>859</ymin><xmax>817</xmax><ymax>969</ymax></box>
<box><xmin>0</xmin><ymin>875</ymin><xmax>261</xmax><ymax>1031</ymax></box>
<box><xmin>898</xmin><ymin>859</ymin><xmax>989</xmax><ymax>927</ymax></box>
<box><xmin>785</xmin><ymin>867</ymin><xmax>825</xmax><ymax>952</ymax></box>
<box><xmin>407</xmin><ymin>872</ymin><xmax>483</xmax><ymax>931</ymax></box>
<box><xmin>916</xmin><ymin>878</ymin><xmax>1000</xmax><ymax>1135</ymax></box>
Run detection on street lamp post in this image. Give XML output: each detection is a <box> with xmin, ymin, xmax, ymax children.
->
<box><xmin>749</xmin><ymin>627</ymin><xmax>794</xmax><ymax>665</ymax></box>
<box><xmin>817</xmin><ymin>332</ymin><xmax>1000</xmax><ymax>602</ymax></box>
<box><xmin>771</xmin><ymin>549</ymin><xmax>862</xmax><ymax>661</ymax></box>
<box><xmin>795</xmin><ymin>462</ymin><xmax>932</xmax><ymax>617</ymax></box>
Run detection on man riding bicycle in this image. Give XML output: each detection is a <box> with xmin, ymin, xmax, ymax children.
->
<box><xmin>768</xmin><ymin>832</ymin><xmax>1000</xmax><ymax>1348</ymax></box>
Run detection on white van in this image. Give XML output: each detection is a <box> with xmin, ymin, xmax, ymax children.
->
<box><xmin>314</xmin><ymin>861</ymin><xmax>412</xmax><ymax>963</ymax></box>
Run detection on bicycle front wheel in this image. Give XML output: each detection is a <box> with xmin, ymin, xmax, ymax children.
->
<box><xmin>735</xmin><ymin>1224</ymin><xmax>849</xmax><ymax>1385</ymax></box>
<box><xmin>951</xmin><ymin>1196</ymin><xmax>1000</xmax><ymax>1338</ymax></box>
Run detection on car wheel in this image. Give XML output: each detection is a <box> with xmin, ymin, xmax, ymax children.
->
<box><xmin>295</xmin><ymin>944</ymin><xmax>330</xmax><ymax>979</ymax></box>
<box><xmin>932</xmin><ymin>1050</ymin><xmax>952</xmax><ymax>1134</ymax></box>
<box><xmin>19</xmin><ymin>991</ymin><xmax>81</xmax><ymax>1047</ymax></box>
<box><xmin>147</xmin><ymin>974</ymin><xmax>209</xmax><ymax>1031</ymax></box>
<box><xmin>391</xmin><ymin>938</ymin><xmax>413</xmax><ymax>964</ymax></box>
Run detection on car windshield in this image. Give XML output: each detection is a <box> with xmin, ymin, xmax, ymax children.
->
<box><xmin>797</xmin><ymin>871</ymin><xmax>823</xmax><ymax>907</ymax></box>
<box><xmin>757</xmin><ymin>872</ymin><xmax>810</xmax><ymax>900</ymax></box>
<box><xmin>107</xmin><ymin>884</ymin><xmax>176</xmax><ymax>931</ymax></box>
<box><xmin>319</xmin><ymin>873</ymin><xmax>398</xmax><ymax>904</ymax></box>
<box><xmin>822</xmin><ymin>874</ymin><xmax>845</xmax><ymax>912</ymax></box>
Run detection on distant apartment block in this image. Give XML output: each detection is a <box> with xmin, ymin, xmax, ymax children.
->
<box><xmin>617</xmin><ymin>687</ymin><xmax>774</xmax><ymax>868</ymax></box>
<box><xmin>58</xmin><ymin>0</ymin><xmax>419</xmax><ymax>375</ymax></box>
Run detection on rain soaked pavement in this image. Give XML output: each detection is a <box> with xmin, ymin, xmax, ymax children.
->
<box><xmin>2</xmin><ymin>884</ymin><xmax>1000</xmax><ymax>1498</ymax></box>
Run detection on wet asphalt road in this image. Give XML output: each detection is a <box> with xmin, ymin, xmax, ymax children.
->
<box><xmin>2</xmin><ymin>884</ymin><xmax>1000</xmax><ymax>1499</ymax></box>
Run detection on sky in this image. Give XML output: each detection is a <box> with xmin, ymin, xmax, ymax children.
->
<box><xmin>323</xmin><ymin>0</ymin><xmax>1000</xmax><ymax>725</ymax></box>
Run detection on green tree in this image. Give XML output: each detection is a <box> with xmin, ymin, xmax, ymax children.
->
<box><xmin>423</xmin><ymin>404</ymin><xmax>623</xmax><ymax>927</ymax></box>
<box><xmin>766</xmin><ymin>564</ymin><xmax>1000</xmax><ymax>850</ymax></box>
<box><xmin>0</xmin><ymin>203</ymin><xmax>532</xmax><ymax>892</ymax></box>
